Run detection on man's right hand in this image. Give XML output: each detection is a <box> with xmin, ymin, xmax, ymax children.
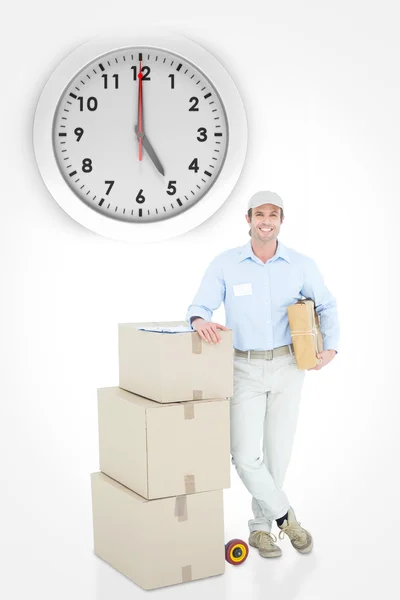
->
<box><xmin>192</xmin><ymin>318</ymin><xmax>229</xmax><ymax>344</ymax></box>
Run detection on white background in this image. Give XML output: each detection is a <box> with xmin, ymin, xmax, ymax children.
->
<box><xmin>1</xmin><ymin>1</ymin><xmax>399</xmax><ymax>599</ymax></box>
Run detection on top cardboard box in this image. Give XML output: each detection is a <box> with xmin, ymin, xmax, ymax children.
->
<box><xmin>118</xmin><ymin>321</ymin><xmax>234</xmax><ymax>403</ymax></box>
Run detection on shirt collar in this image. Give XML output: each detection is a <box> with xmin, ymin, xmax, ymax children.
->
<box><xmin>239</xmin><ymin>239</ymin><xmax>291</xmax><ymax>264</ymax></box>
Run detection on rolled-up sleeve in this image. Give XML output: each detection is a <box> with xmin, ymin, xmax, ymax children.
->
<box><xmin>300</xmin><ymin>258</ymin><xmax>340</xmax><ymax>352</ymax></box>
<box><xmin>186</xmin><ymin>256</ymin><xmax>226</xmax><ymax>330</ymax></box>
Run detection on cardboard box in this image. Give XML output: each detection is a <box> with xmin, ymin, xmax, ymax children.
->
<box><xmin>286</xmin><ymin>299</ymin><xmax>323</xmax><ymax>369</ymax></box>
<box><xmin>118</xmin><ymin>321</ymin><xmax>233</xmax><ymax>403</ymax></box>
<box><xmin>97</xmin><ymin>386</ymin><xmax>231</xmax><ymax>499</ymax></box>
<box><xmin>91</xmin><ymin>472</ymin><xmax>225</xmax><ymax>590</ymax></box>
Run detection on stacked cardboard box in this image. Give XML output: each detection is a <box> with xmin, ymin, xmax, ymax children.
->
<box><xmin>91</xmin><ymin>321</ymin><xmax>234</xmax><ymax>590</ymax></box>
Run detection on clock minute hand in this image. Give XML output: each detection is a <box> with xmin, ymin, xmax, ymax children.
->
<box><xmin>134</xmin><ymin>125</ymin><xmax>165</xmax><ymax>176</ymax></box>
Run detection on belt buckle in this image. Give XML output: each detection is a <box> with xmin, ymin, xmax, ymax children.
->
<box><xmin>265</xmin><ymin>349</ymin><xmax>273</xmax><ymax>361</ymax></box>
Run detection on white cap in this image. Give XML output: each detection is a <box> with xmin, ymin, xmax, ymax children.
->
<box><xmin>248</xmin><ymin>191</ymin><xmax>284</xmax><ymax>212</ymax></box>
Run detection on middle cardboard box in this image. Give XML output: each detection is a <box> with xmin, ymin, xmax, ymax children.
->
<box><xmin>98</xmin><ymin>386</ymin><xmax>231</xmax><ymax>500</ymax></box>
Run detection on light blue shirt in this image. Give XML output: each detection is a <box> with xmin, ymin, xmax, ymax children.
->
<box><xmin>186</xmin><ymin>239</ymin><xmax>339</xmax><ymax>352</ymax></box>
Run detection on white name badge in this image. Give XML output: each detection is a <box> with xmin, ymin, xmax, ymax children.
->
<box><xmin>233</xmin><ymin>283</ymin><xmax>253</xmax><ymax>296</ymax></box>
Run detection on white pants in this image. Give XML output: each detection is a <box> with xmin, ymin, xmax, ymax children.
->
<box><xmin>230</xmin><ymin>351</ymin><xmax>306</xmax><ymax>533</ymax></box>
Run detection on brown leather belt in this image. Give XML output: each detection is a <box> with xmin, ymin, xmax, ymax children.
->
<box><xmin>234</xmin><ymin>344</ymin><xmax>294</xmax><ymax>361</ymax></box>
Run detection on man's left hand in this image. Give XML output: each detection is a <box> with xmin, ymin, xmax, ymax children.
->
<box><xmin>308</xmin><ymin>349</ymin><xmax>337</xmax><ymax>371</ymax></box>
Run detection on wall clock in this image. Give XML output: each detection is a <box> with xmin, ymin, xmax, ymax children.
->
<box><xmin>33</xmin><ymin>29</ymin><xmax>248</xmax><ymax>243</ymax></box>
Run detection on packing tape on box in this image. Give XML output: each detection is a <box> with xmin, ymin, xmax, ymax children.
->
<box><xmin>184</xmin><ymin>474</ymin><xmax>196</xmax><ymax>494</ymax></box>
<box><xmin>291</xmin><ymin>325</ymin><xmax>322</xmax><ymax>360</ymax></box>
<box><xmin>191</xmin><ymin>335</ymin><xmax>203</xmax><ymax>398</ymax></box>
<box><xmin>184</xmin><ymin>403</ymin><xmax>195</xmax><ymax>419</ymax></box>
<box><xmin>182</xmin><ymin>565</ymin><xmax>192</xmax><ymax>582</ymax></box>
<box><xmin>174</xmin><ymin>495</ymin><xmax>188</xmax><ymax>522</ymax></box>
<box><xmin>192</xmin><ymin>335</ymin><xmax>202</xmax><ymax>354</ymax></box>
<box><xmin>291</xmin><ymin>326</ymin><xmax>319</xmax><ymax>337</ymax></box>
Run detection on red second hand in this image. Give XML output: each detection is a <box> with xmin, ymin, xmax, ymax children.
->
<box><xmin>138</xmin><ymin>60</ymin><xmax>143</xmax><ymax>161</ymax></box>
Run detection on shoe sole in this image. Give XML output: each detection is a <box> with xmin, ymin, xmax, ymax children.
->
<box><xmin>259</xmin><ymin>550</ymin><xmax>282</xmax><ymax>558</ymax></box>
<box><xmin>294</xmin><ymin>540</ymin><xmax>313</xmax><ymax>554</ymax></box>
<box><xmin>249</xmin><ymin>540</ymin><xmax>282</xmax><ymax>558</ymax></box>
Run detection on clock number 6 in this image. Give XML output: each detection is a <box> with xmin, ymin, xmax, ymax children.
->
<box><xmin>136</xmin><ymin>189</ymin><xmax>146</xmax><ymax>204</ymax></box>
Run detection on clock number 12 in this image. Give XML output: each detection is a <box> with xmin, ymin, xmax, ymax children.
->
<box><xmin>131</xmin><ymin>66</ymin><xmax>151</xmax><ymax>81</ymax></box>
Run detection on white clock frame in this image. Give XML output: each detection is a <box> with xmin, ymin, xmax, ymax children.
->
<box><xmin>33</xmin><ymin>30</ymin><xmax>248</xmax><ymax>243</ymax></box>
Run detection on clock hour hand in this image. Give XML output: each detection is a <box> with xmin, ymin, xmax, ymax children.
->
<box><xmin>134</xmin><ymin>124</ymin><xmax>165</xmax><ymax>177</ymax></box>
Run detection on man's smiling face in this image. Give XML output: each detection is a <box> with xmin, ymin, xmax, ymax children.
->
<box><xmin>246</xmin><ymin>203</ymin><xmax>284</xmax><ymax>242</ymax></box>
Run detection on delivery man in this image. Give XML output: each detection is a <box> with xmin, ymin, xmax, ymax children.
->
<box><xmin>186</xmin><ymin>191</ymin><xmax>339</xmax><ymax>558</ymax></box>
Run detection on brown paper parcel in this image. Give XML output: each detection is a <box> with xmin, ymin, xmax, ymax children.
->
<box><xmin>286</xmin><ymin>299</ymin><xmax>323</xmax><ymax>370</ymax></box>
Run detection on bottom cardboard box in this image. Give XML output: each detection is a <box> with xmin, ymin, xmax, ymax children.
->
<box><xmin>91</xmin><ymin>472</ymin><xmax>225</xmax><ymax>590</ymax></box>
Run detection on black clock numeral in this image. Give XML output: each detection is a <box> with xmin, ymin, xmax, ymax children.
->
<box><xmin>141</xmin><ymin>66</ymin><xmax>151</xmax><ymax>80</ymax></box>
<box><xmin>131</xmin><ymin>66</ymin><xmax>151</xmax><ymax>81</ymax></box>
<box><xmin>74</xmin><ymin>127</ymin><xmax>84</xmax><ymax>142</ymax></box>
<box><xmin>169</xmin><ymin>74</ymin><xmax>175</xmax><ymax>89</ymax></box>
<box><xmin>188</xmin><ymin>158</ymin><xmax>199</xmax><ymax>173</ymax></box>
<box><xmin>102</xmin><ymin>74</ymin><xmax>119</xmax><ymax>89</ymax></box>
<box><xmin>82</xmin><ymin>158</ymin><xmax>93</xmax><ymax>173</ymax></box>
<box><xmin>105</xmin><ymin>181</ymin><xmax>115</xmax><ymax>195</ymax></box>
<box><xmin>189</xmin><ymin>97</ymin><xmax>199</xmax><ymax>111</ymax></box>
<box><xmin>166</xmin><ymin>181</ymin><xmax>177</xmax><ymax>195</ymax></box>
<box><xmin>197</xmin><ymin>127</ymin><xmax>207</xmax><ymax>142</ymax></box>
<box><xmin>78</xmin><ymin>96</ymin><xmax>98</xmax><ymax>111</ymax></box>
<box><xmin>136</xmin><ymin>189</ymin><xmax>146</xmax><ymax>204</ymax></box>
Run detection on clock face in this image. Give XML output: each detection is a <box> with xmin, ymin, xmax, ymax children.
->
<box><xmin>34</xmin><ymin>32</ymin><xmax>247</xmax><ymax>242</ymax></box>
<box><xmin>53</xmin><ymin>47</ymin><xmax>229</xmax><ymax>223</ymax></box>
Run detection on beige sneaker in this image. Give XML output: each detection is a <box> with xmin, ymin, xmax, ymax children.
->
<box><xmin>277</xmin><ymin>507</ymin><xmax>313</xmax><ymax>553</ymax></box>
<box><xmin>249</xmin><ymin>530</ymin><xmax>282</xmax><ymax>558</ymax></box>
